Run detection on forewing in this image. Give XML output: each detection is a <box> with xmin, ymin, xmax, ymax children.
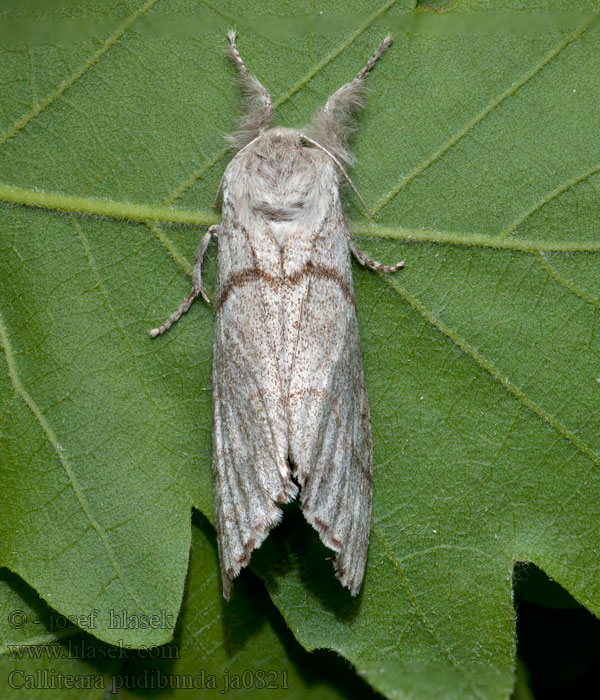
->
<box><xmin>286</xmin><ymin>208</ymin><xmax>372</xmax><ymax>595</ymax></box>
<box><xmin>212</xmin><ymin>212</ymin><xmax>297</xmax><ymax>598</ymax></box>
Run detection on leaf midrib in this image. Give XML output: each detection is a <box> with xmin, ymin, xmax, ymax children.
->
<box><xmin>2</xmin><ymin>185</ymin><xmax>600</xmax><ymax>253</ymax></box>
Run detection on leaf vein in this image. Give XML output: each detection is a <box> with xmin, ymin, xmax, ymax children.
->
<box><xmin>0</xmin><ymin>310</ymin><xmax>146</xmax><ymax>613</ymax></box>
<box><xmin>0</xmin><ymin>0</ymin><xmax>162</xmax><ymax>150</ymax></box>
<box><xmin>372</xmin><ymin>12</ymin><xmax>599</xmax><ymax>216</ymax></box>
<box><xmin>354</xmin><ymin>225</ymin><xmax>600</xmax><ymax>252</ymax></box>
<box><xmin>381</xmin><ymin>274</ymin><xmax>600</xmax><ymax>469</ymax></box>
<box><xmin>499</xmin><ymin>163</ymin><xmax>600</xmax><ymax>238</ymax></box>
<box><xmin>0</xmin><ymin>184</ymin><xmax>218</xmax><ymax>226</ymax></box>
<box><xmin>3</xmin><ymin>185</ymin><xmax>600</xmax><ymax>252</ymax></box>
<box><xmin>533</xmin><ymin>251</ymin><xmax>600</xmax><ymax>308</ymax></box>
<box><xmin>371</xmin><ymin>523</ymin><xmax>489</xmax><ymax>698</ymax></box>
<box><xmin>72</xmin><ymin>218</ymin><xmax>162</xmax><ymax>411</ymax></box>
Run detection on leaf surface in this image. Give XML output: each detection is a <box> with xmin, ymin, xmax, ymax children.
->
<box><xmin>1</xmin><ymin>1</ymin><xmax>599</xmax><ymax>698</ymax></box>
<box><xmin>0</xmin><ymin>520</ymin><xmax>373</xmax><ymax>699</ymax></box>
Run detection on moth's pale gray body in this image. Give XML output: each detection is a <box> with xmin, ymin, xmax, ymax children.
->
<box><xmin>214</xmin><ymin>131</ymin><xmax>371</xmax><ymax>597</ymax></box>
<box><xmin>151</xmin><ymin>33</ymin><xmax>402</xmax><ymax>598</ymax></box>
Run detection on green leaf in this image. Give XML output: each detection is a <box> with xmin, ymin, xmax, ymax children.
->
<box><xmin>0</xmin><ymin>519</ymin><xmax>378</xmax><ymax>699</ymax></box>
<box><xmin>117</xmin><ymin>515</ymin><xmax>383</xmax><ymax>700</ymax></box>
<box><xmin>0</xmin><ymin>570</ymin><xmax>120</xmax><ymax>698</ymax></box>
<box><xmin>1</xmin><ymin>1</ymin><xmax>600</xmax><ymax>699</ymax></box>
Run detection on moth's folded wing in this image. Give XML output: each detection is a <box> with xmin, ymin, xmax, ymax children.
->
<box><xmin>213</xmin><ymin>281</ymin><xmax>297</xmax><ymax>598</ymax></box>
<box><xmin>287</xmin><ymin>273</ymin><xmax>372</xmax><ymax>596</ymax></box>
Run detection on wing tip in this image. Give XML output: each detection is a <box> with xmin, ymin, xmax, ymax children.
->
<box><xmin>301</xmin><ymin>510</ymin><xmax>366</xmax><ymax>597</ymax></box>
<box><xmin>220</xmin><ymin>500</ymin><xmax>286</xmax><ymax>599</ymax></box>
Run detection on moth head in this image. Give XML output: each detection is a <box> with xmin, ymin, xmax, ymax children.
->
<box><xmin>225</xmin><ymin>31</ymin><xmax>392</xmax><ymax>162</ymax></box>
<box><xmin>254</xmin><ymin>127</ymin><xmax>309</xmax><ymax>151</ymax></box>
<box><xmin>221</xmin><ymin>33</ymin><xmax>390</xmax><ymax>216</ymax></box>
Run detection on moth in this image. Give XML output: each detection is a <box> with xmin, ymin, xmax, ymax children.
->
<box><xmin>151</xmin><ymin>33</ymin><xmax>403</xmax><ymax>598</ymax></box>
